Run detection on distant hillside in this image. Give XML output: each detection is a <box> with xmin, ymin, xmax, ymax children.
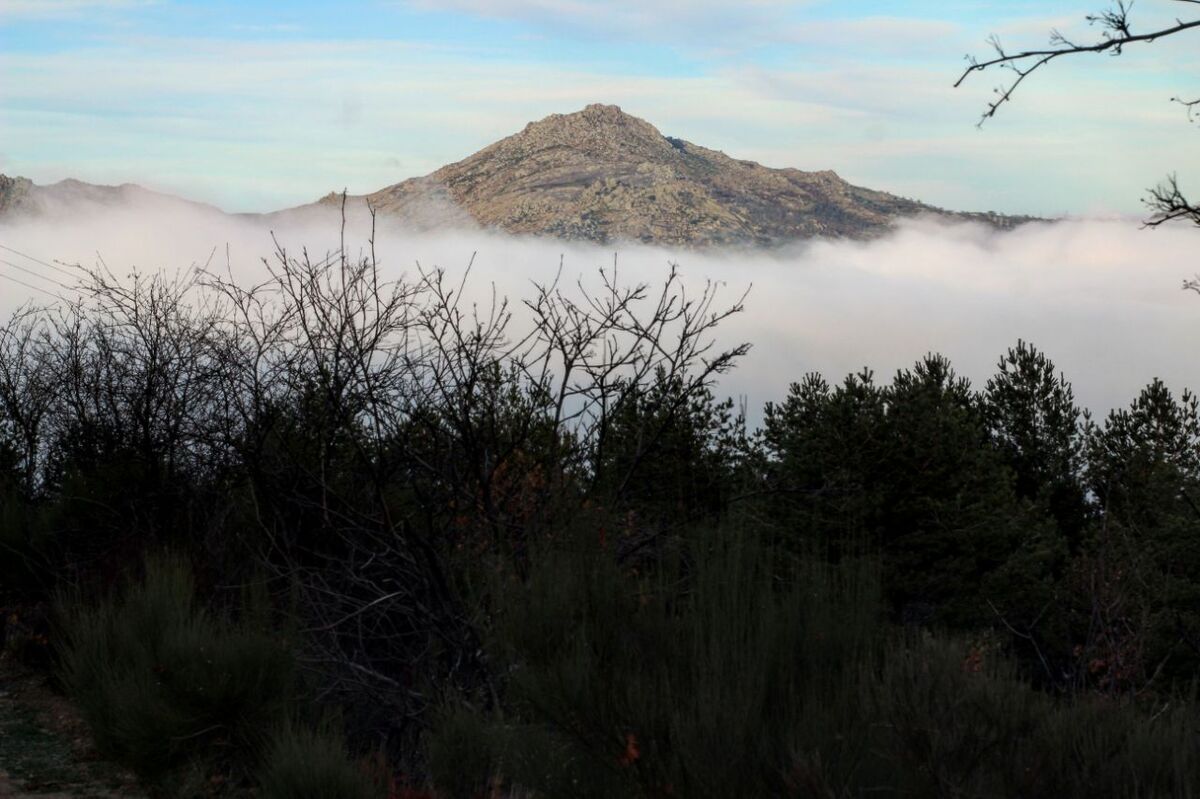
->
<box><xmin>0</xmin><ymin>174</ymin><xmax>35</xmax><ymax>216</ymax></box>
<box><xmin>314</xmin><ymin>103</ymin><xmax>1038</xmax><ymax>246</ymax></box>
<box><xmin>0</xmin><ymin>104</ymin><xmax>1040</xmax><ymax>247</ymax></box>
<box><xmin>0</xmin><ymin>174</ymin><xmax>222</xmax><ymax>220</ymax></box>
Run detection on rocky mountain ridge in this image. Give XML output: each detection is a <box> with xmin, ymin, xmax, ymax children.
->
<box><xmin>322</xmin><ymin>104</ymin><xmax>1037</xmax><ymax>246</ymax></box>
<box><xmin>1</xmin><ymin>104</ymin><xmax>1039</xmax><ymax>247</ymax></box>
<box><xmin>0</xmin><ymin>174</ymin><xmax>220</xmax><ymax>220</ymax></box>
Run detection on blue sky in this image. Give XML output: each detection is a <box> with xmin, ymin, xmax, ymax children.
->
<box><xmin>1</xmin><ymin>0</ymin><xmax>1196</xmax><ymax>214</ymax></box>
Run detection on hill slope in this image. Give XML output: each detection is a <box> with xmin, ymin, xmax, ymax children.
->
<box><xmin>1</xmin><ymin>104</ymin><xmax>1037</xmax><ymax>247</ymax></box>
<box><xmin>0</xmin><ymin>174</ymin><xmax>223</xmax><ymax>220</ymax></box>
<box><xmin>328</xmin><ymin>103</ymin><xmax>1034</xmax><ymax>246</ymax></box>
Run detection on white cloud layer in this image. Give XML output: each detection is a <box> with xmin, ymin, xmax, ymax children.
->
<box><xmin>0</xmin><ymin>200</ymin><xmax>1197</xmax><ymax>421</ymax></box>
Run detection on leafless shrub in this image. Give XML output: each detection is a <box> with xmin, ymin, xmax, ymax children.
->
<box><xmin>0</xmin><ymin>201</ymin><xmax>749</xmax><ymax>755</ymax></box>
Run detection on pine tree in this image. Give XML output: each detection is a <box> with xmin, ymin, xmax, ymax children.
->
<box><xmin>983</xmin><ymin>340</ymin><xmax>1087</xmax><ymax>548</ymax></box>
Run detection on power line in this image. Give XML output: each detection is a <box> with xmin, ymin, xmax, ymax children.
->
<box><xmin>0</xmin><ymin>258</ymin><xmax>73</xmax><ymax>291</ymax></box>
<box><xmin>0</xmin><ymin>270</ymin><xmax>63</xmax><ymax>300</ymax></box>
<box><xmin>0</xmin><ymin>243</ymin><xmax>81</xmax><ymax>280</ymax></box>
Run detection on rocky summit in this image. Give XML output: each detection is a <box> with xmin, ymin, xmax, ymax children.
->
<box><xmin>328</xmin><ymin>103</ymin><xmax>1035</xmax><ymax>246</ymax></box>
<box><xmin>0</xmin><ymin>105</ymin><xmax>1038</xmax><ymax>247</ymax></box>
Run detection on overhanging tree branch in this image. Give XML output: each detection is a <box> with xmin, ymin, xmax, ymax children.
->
<box><xmin>957</xmin><ymin>1</ymin><xmax>1200</xmax><ymax>227</ymax></box>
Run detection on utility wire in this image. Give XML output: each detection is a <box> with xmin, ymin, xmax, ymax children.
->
<box><xmin>0</xmin><ymin>270</ymin><xmax>63</xmax><ymax>300</ymax></box>
<box><xmin>0</xmin><ymin>258</ymin><xmax>74</xmax><ymax>291</ymax></box>
<box><xmin>0</xmin><ymin>243</ymin><xmax>82</xmax><ymax>280</ymax></box>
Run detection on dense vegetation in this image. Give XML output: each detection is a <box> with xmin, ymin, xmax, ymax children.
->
<box><xmin>2</xmin><ymin>234</ymin><xmax>1199</xmax><ymax>797</ymax></box>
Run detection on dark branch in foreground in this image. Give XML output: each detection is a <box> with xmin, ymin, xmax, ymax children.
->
<box><xmin>1147</xmin><ymin>174</ymin><xmax>1200</xmax><ymax>228</ymax></box>
<box><xmin>956</xmin><ymin>1</ymin><xmax>1200</xmax><ymax>227</ymax></box>
<box><xmin>956</xmin><ymin>1</ymin><xmax>1200</xmax><ymax>124</ymax></box>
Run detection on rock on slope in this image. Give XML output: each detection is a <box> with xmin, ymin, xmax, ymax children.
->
<box><xmin>0</xmin><ymin>175</ymin><xmax>35</xmax><ymax>217</ymax></box>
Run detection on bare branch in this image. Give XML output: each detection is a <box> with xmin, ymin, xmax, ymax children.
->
<box><xmin>957</xmin><ymin>3</ymin><xmax>1200</xmax><ymax>124</ymax></box>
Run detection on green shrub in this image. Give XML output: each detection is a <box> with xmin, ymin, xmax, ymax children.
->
<box><xmin>1017</xmin><ymin>694</ymin><xmax>1200</xmax><ymax>798</ymax></box>
<box><xmin>433</xmin><ymin>521</ymin><xmax>1200</xmax><ymax>798</ymax></box>
<box><xmin>56</xmin><ymin>556</ymin><xmax>295</xmax><ymax>784</ymax></box>
<box><xmin>426</xmin><ymin>705</ymin><xmax>498</xmax><ymax>799</ymax></box>
<box><xmin>257</xmin><ymin>721</ymin><xmax>382</xmax><ymax>799</ymax></box>
<box><xmin>868</xmin><ymin>634</ymin><xmax>1200</xmax><ymax>798</ymax></box>
<box><xmin>0</xmin><ymin>487</ymin><xmax>53</xmax><ymax>597</ymax></box>
<box><xmin>432</xmin><ymin>524</ymin><xmax>883</xmax><ymax>798</ymax></box>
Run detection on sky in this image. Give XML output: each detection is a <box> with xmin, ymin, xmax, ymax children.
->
<box><xmin>0</xmin><ymin>0</ymin><xmax>1197</xmax><ymax>215</ymax></box>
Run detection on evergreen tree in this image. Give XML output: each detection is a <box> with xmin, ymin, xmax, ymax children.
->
<box><xmin>594</xmin><ymin>369</ymin><xmax>746</xmax><ymax>524</ymax></box>
<box><xmin>983</xmin><ymin>340</ymin><xmax>1087</xmax><ymax>548</ymax></box>
<box><xmin>1087</xmin><ymin>379</ymin><xmax>1200</xmax><ymax>525</ymax></box>
<box><xmin>1081</xmin><ymin>380</ymin><xmax>1200</xmax><ymax>681</ymax></box>
<box><xmin>875</xmin><ymin>354</ymin><xmax>1029</xmax><ymax>625</ymax></box>
<box><xmin>761</xmin><ymin>369</ymin><xmax>886</xmax><ymax>551</ymax></box>
<box><xmin>765</xmin><ymin>354</ymin><xmax>1059</xmax><ymax>628</ymax></box>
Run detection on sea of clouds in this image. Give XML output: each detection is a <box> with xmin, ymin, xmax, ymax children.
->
<box><xmin>1</xmin><ymin>198</ymin><xmax>1197</xmax><ymax>422</ymax></box>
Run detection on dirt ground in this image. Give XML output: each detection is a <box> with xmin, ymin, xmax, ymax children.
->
<box><xmin>0</xmin><ymin>653</ymin><xmax>144</xmax><ymax>798</ymax></box>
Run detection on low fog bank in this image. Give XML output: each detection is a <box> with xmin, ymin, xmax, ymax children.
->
<box><xmin>1</xmin><ymin>200</ymin><xmax>1197</xmax><ymax>420</ymax></box>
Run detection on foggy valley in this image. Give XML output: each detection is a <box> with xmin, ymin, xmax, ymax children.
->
<box><xmin>2</xmin><ymin>197</ymin><xmax>1197</xmax><ymax>419</ymax></box>
<box><xmin>4</xmin><ymin>2</ymin><xmax>1200</xmax><ymax>797</ymax></box>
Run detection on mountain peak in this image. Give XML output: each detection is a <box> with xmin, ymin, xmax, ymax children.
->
<box><xmin>503</xmin><ymin>103</ymin><xmax>675</xmax><ymax>166</ymax></box>
<box><xmin>339</xmin><ymin>105</ymin><xmax>1038</xmax><ymax>246</ymax></box>
<box><xmin>534</xmin><ymin>103</ymin><xmax>641</xmax><ymax>128</ymax></box>
<box><xmin>578</xmin><ymin>102</ymin><xmax>630</xmax><ymax>119</ymax></box>
<box><xmin>1</xmin><ymin>110</ymin><xmax>1036</xmax><ymax>248</ymax></box>
<box><xmin>583</xmin><ymin>102</ymin><xmax>624</xmax><ymax>113</ymax></box>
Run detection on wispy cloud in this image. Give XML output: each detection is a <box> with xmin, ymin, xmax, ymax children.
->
<box><xmin>781</xmin><ymin>16</ymin><xmax>962</xmax><ymax>53</ymax></box>
<box><xmin>0</xmin><ymin>0</ymin><xmax>154</xmax><ymax>19</ymax></box>
<box><xmin>1</xmin><ymin>1</ymin><xmax>1195</xmax><ymax>215</ymax></box>
<box><xmin>229</xmin><ymin>22</ymin><xmax>303</xmax><ymax>34</ymax></box>
<box><xmin>401</xmin><ymin>0</ymin><xmax>807</xmax><ymax>46</ymax></box>
<box><xmin>1</xmin><ymin>25</ymin><xmax>1192</xmax><ymax>217</ymax></box>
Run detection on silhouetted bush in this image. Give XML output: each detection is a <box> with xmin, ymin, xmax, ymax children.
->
<box><xmin>56</xmin><ymin>556</ymin><xmax>295</xmax><ymax>784</ymax></box>
<box><xmin>431</xmin><ymin>519</ymin><xmax>1200</xmax><ymax>798</ymax></box>
<box><xmin>258</xmin><ymin>721</ymin><xmax>383</xmax><ymax>799</ymax></box>
<box><xmin>424</xmin><ymin>706</ymin><xmax>496</xmax><ymax>799</ymax></box>
<box><xmin>870</xmin><ymin>633</ymin><xmax>1200</xmax><ymax>797</ymax></box>
<box><xmin>431</xmin><ymin>522</ymin><xmax>881</xmax><ymax>797</ymax></box>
